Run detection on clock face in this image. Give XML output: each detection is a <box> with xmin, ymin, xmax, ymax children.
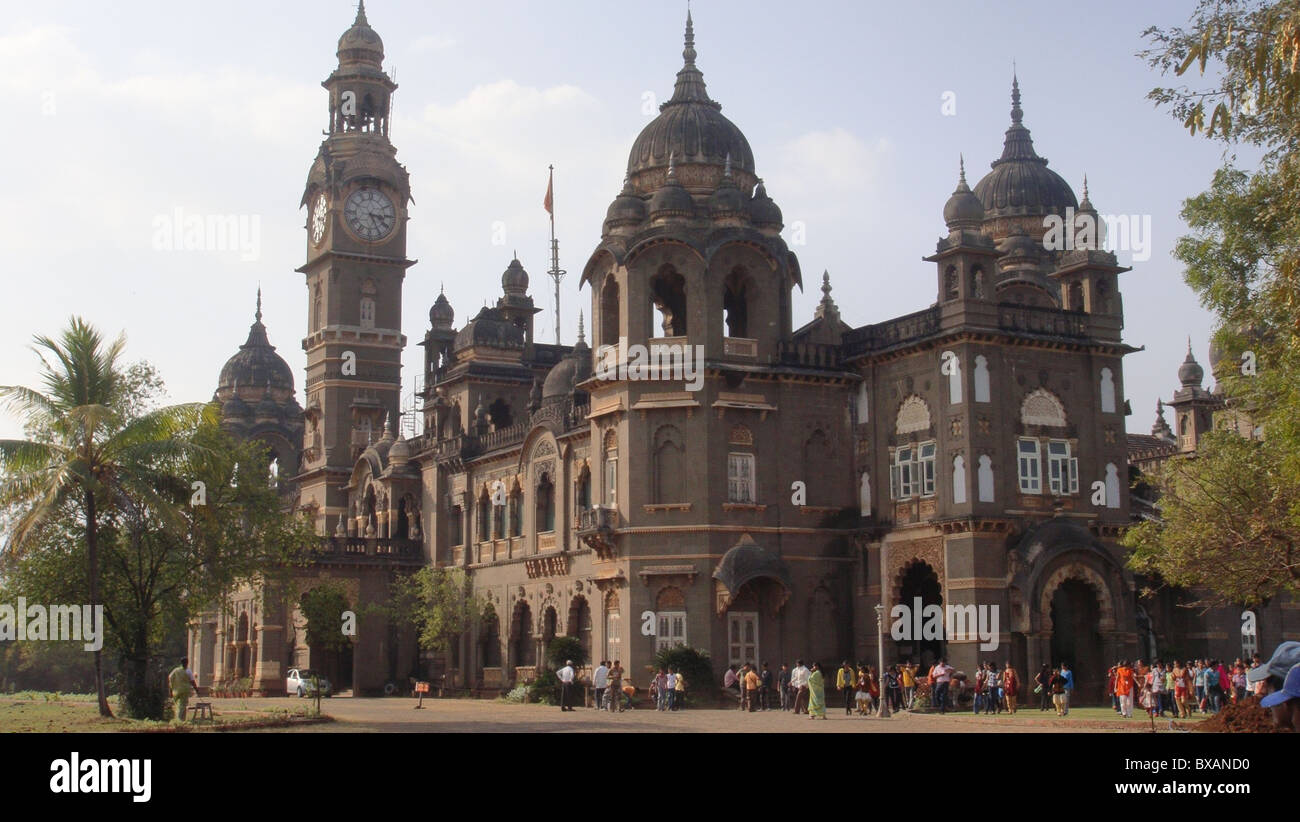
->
<box><xmin>310</xmin><ymin>194</ymin><xmax>328</xmax><ymax>245</ymax></box>
<box><xmin>344</xmin><ymin>187</ymin><xmax>395</xmax><ymax>242</ymax></box>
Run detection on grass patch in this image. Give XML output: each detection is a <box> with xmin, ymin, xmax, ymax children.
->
<box><xmin>0</xmin><ymin>695</ymin><xmax>330</xmax><ymax>733</ymax></box>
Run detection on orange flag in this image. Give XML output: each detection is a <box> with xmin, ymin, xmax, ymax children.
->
<box><xmin>543</xmin><ymin>166</ymin><xmax>554</xmax><ymax>215</ymax></box>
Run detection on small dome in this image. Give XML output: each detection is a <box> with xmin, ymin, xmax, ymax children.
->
<box><xmin>709</xmin><ymin>163</ymin><xmax>746</xmax><ymax>218</ymax></box>
<box><xmin>221</xmin><ymin>391</ymin><xmax>251</xmax><ymax>420</ymax></box>
<box><xmin>453</xmin><ymin>306</ymin><xmax>526</xmax><ymax>352</ymax></box>
<box><xmin>337</xmin><ymin>2</ymin><xmax>384</xmax><ymax>68</ymax></box>
<box><xmin>429</xmin><ymin>290</ymin><xmax>454</xmax><ymax>328</ymax></box>
<box><xmin>649</xmin><ymin>167</ymin><xmax>695</xmax><ymax>219</ymax></box>
<box><xmin>542</xmin><ymin>340</ymin><xmax>592</xmax><ymax>401</ymax></box>
<box><xmin>501</xmin><ymin>258</ymin><xmax>529</xmax><ymax>295</ymax></box>
<box><xmin>749</xmin><ymin>181</ymin><xmax>783</xmax><ymax>227</ymax></box>
<box><xmin>1178</xmin><ymin>344</ymin><xmax>1204</xmax><ymax>387</ymax></box>
<box><xmin>998</xmin><ymin>229</ymin><xmax>1041</xmax><ymax>261</ymax></box>
<box><xmin>943</xmin><ymin>158</ymin><xmax>985</xmax><ymax>228</ymax></box>
<box><xmin>255</xmin><ymin>385</ymin><xmax>282</xmax><ymax>421</ymax></box>
<box><xmin>388</xmin><ymin>434</ymin><xmax>411</xmax><ymax>465</ymax></box>
<box><xmin>604</xmin><ymin>181</ymin><xmax>646</xmax><ymax>229</ymax></box>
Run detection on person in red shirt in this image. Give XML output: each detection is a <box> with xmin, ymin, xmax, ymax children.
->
<box><xmin>1003</xmin><ymin>661</ymin><xmax>1020</xmax><ymax>714</ymax></box>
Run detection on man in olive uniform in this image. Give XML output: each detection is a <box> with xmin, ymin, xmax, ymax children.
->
<box><xmin>168</xmin><ymin>657</ymin><xmax>197</xmax><ymax>722</ymax></box>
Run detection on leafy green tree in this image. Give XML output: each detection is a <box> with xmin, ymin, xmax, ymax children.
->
<box><xmin>653</xmin><ymin>645</ymin><xmax>714</xmax><ymax>704</ymax></box>
<box><xmin>298</xmin><ymin>582</ymin><xmax>353</xmax><ymax>658</ymax></box>
<box><xmin>387</xmin><ymin>566</ymin><xmax>481</xmax><ymax>660</ymax></box>
<box><xmin>0</xmin><ymin>318</ymin><xmax>206</xmax><ymax>716</ymax></box>
<box><xmin>1128</xmin><ymin>2</ymin><xmax>1300</xmax><ymax>601</ymax></box>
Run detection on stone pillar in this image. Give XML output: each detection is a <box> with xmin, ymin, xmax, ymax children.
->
<box><xmin>254</xmin><ymin>623</ymin><xmax>284</xmax><ymax>694</ymax></box>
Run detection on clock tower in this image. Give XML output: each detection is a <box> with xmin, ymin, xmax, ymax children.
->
<box><xmin>295</xmin><ymin>1</ymin><xmax>414</xmax><ymax>534</ymax></box>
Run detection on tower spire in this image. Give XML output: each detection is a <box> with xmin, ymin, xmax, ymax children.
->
<box><xmin>355</xmin><ymin>0</ymin><xmax>368</xmax><ymax>25</ymax></box>
<box><xmin>1011</xmin><ymin>66</ymin><xmax>1022</xmax><ymax>125</ymax></box>
<box><xmin>577</xmin><ymin>310</ymin><xmax>586</xmax><ymax>345</ymax></box>
<box><xmin>667</xmin><ymin>7</ymin><xmax>715</xmax><ymax>107</ymax></box>
<box><xmin>255</xmin><ymin>286</ymin><xmax>263</xmax><ymax>323</ymax></box>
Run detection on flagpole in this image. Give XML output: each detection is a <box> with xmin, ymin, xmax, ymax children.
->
<box><xmin>545</xmin><ymin>164</ymin><xmax>565</xmax><ymax>346</ymax></box>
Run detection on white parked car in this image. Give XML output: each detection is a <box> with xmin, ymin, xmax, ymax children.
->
<box><xmin>286</xmin><ymin>668</ymin><xmax>332</xmax><ymax>698</ymax></box>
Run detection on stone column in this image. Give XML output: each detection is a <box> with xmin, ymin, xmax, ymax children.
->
<box><xmin>254</xmin><ymin>623</ymin><xmax>284</xmax><ymax>694</ymax></box>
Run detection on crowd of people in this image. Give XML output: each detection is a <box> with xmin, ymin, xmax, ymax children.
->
<box><xmin>1108</xmin><ymin>645</ymin><xmax>1300</xmax><ymax>721</ymax></box>
<box><xmin>555</xmin><ymin>642</ymin><xmax>1300</xmax><ymax>732</ymax></box>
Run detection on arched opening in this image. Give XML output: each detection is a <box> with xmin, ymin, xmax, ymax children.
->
<box><xmin>542</xmin><ymin>606</ymin><xmax>558</xmax><ymax>665</ymax></box>
<box><xmin>653</xmin><ymin>425</ymin><xmax>684</xmax><ymax>504</ymax></box>
<box><xmin>604</xmin><ymin>591</ymin><xmax>621</xmax><ymax>663</ymax></box>
<box><xmin>600</xmin><ymin>276</ymin><xmax>620</xmax><ymax>348</ymax></box>
<box><xmin>943</xmin><ymin>265</ymin><xmax>958</xmax><ymax>302</ymax></box>
<box><xmin>487</xmin><ymin>398</ymin><xmax>512</xmax><ymax>430</ymax></box>
<box><xmin>567</xmin><ymin>596</ymin><xmax>593</xmax><ymax>659</ymax></box>
<box><xmin>359</xmin><ymin>296</ymin><xmax>376</xmax><ymax>329</ymax></box>
<box><xmin>508</xmin><ymin>482</ymin><xmax>522</xmax><ymax>537</ymax></box>
<box><xmin>236</xmin><ymin>613</ymin><xmax>250</xmax><ymax>678</ymax></box>
<box><xmin>477</xmin><ymin>487</ymin><xmax>490</xmax><ymax>543</ymax></box>
<box><xmin>970</xmin><ymin>265</ymin><xmax>986</xmax><ymax>300</ymax></box>
<box><xmin>574</xmin><ymin>465</ymin><xmax>591</xmax><ymax>522</ymax></box>
<box><xmin>895</xmin><ymin>561</ymin><xmax>943</xmax><ymax>669</ymax></box>
<box><xmin>480</xmin><ymin>605</ymin><xmax>501</xmax><ymax>668</ymax></box>
<box><xmin>511</xmin><ymin>600</ymin><xmax>535</xmax><ymax>671</ymax></box>
<box><xmin>535</xmin><ymin>472</ymin><xmax>555</xmax><ymax>534</ymax></box>
<box><xmin>1050</xmin><ymin>578</ymin><xmax>1102</xmax><ymax>704</ymax></box>
<box><xmin>649</xmin><ymin>266</ymin><xmax>688</xmax><ymax>337</ymax></box>
<box><xmin>723</xmin><ymin>269</ymin><xmax>752</xmax><ymax>338</ymax></box>
<box><xmin>364</xmin><ymin>485</ymin><xmax>378</xmax><ymax>537</ymax></box>
<box><xmin>396</xmin><ymin>496</ymin><xmax>410</xmax><ymax>540</ymax></box>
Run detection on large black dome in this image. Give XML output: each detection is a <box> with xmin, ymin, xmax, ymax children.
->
<box><xmin>972</xmin><ymin>77</ymin><xmax>1076</xmax><ymax>219</ymax></box>
<box><xmin>217</xmin><ymin>296</ymin><xmax>294</xmax><ymax>393</ymax></box>
<box><xmin>626</xmin><ymin>12</ymin><xmax>755</xmax><ymax>181</ymax></box>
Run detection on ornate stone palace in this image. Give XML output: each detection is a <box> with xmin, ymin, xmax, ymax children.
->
<box><xmin>189</xmin><ymin>5</ymin><xmax>1297</xmax><ymax>701</ymax></box>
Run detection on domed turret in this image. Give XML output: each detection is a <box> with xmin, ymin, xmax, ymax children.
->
<box><xmin>708</xmin><ymin>153</ymin><xmax>747</xmax><ymax>219</ymax></box>
<box><xmin>604</xmin><ymin>176</ymin><xmax>647</xmax><ymax>232</ymax></box>
<box><xmin>388</xmin><ymin>432</ymin><xmax>411</xmax><ymax>466</ymax></box>
<box><xmin>749</xmin><ymin>180</ymin><xmax>783</xmax><ymax>229</ymax></box>
<box><xmin>943</xmin><ymin>156</ymin><xmax>985</xmax><ymax>230</ymax></box>
<box><xmin>255</xmin><ymin>383</ymin><xmax>282</xmax><ymax>421</ymax></box>
<box><xmin>972</xmin><ymin>76</ymin><xmax>1077</xmax><ymax>230</ymax></box>
<box><xmin>429</xmin><ymin>287</ymin><xmax>454</xmax><ymax>329</ymax></box>
<box><xmin>625</xmin><ymin>12</ymin><xmax>755</xmax><ymax>191</ymax></box>
<box><xmin>648</xmin><ymin>154</ymin><xmax>695</xmax><ymax>220</ymax></box>
<box><xmin>1178</xmin><ymin>339</ymin><xmax>1205</xmax><ymax>387</ymax></box>
<box><xmin>221</xmin><ymin>381</ymin><xmax>251</xmax><ymax>420</ymax></box>
<box><xmin>501</xmin><ymin>257</ymin><xmax>529</xmax><ymax>296</ymax></box>
<box><xmin>541</xmin><ymin>313</ymin><xmax>592</xmax><ymax>402</ymax></box>
<box><xmin>336</xmin><ymin>0</ymin><xmax>384</xmax><ymax>69</ymax></box>
<box><xmin>217</xmin><ymin>290</ymin><xmax>295</xmax><ymax>396</ymax></box>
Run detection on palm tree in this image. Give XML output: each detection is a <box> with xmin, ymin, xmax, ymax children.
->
<box><xmin>0</xmin><ymin>317</ymin><xmax>207</xmax><ymax>717</ymax></box>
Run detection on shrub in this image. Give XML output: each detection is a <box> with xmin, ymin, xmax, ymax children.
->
<box><xmin>502</xmin><ymin>685</ymin><xmax>528</xmax><ymax>704</ymax></box>
<box><xmin>526</xmin><ymin>669</ymin><xmax>561</xmax><ymax>705</ymax></box>
<box><xmin>653</xmin><ymin>646</ymin><xmax>714</xmax><ymax>703</ymax></box>
<box><xmin>545</xmin><ymin>637</ymin><xmax>588</xmax><ymax>670</ymax></box>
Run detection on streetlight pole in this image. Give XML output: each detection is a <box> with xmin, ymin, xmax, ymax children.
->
<box><xmin>874</xmin><ymin>603</ymin><xmax>891</xmax><ymax>718</ymax></box>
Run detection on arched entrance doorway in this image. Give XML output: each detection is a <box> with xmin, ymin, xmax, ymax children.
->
<box><xmin>895</xmin><ymin>561</ymin><xmax>943</xmax><ymax>670</ymax></box>
<box><xmin>1050</xmin><ymin>579</ymin><xmax>1102</xmax><ymax>703</ymax></box>
<box><xmin>1036</xmin><ymin>561</ymin><xmax>1117</xmax><ymax>706</ymax></box>
<box><xmin>481</xmin><ymin>605</ymin><xmax>501</xmax><ymax>668</ymax></box>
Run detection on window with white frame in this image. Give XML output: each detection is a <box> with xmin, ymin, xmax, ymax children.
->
<box><xmin>656</xmin><ymin>612</ymin><xmax>687</xmax><ymax>653</ymax></box>
<box><xmin>919</xmin><ymin>442</ymin><xmax>936</xmax><ymax>497</ymax></box>
<box><xmin>1046</xmin><ymin>439</ymin><xmax>1079</xmax><ymax>495</ymax></box>
<box><xmin>727</xmin><ymin>452</ymin><xmax>756</xmax><ymax>503</ymax></box>
<box><xmin>1017</xmin><ymin>438</ymin><xmax>1041</xmax><ymax>494</ymax></box>
<box><xmin>890</xmin><ymin>442</ymin><xmax>937</xmax><ymax>500</ymax></box>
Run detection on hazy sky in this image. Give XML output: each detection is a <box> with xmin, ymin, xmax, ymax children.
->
<box><xmin>0</xmin><ymin>0</ymin><xmax>1244</xmax><ymax>439</ymax></box>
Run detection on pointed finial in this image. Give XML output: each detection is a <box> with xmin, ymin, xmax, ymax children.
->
<box><xmin>959</xmin><ymin>154</ymin><xmax>967</xmax><ymax>187</ymax></box>
<box><xmin>440</xmin><ymin>281</ymin><xmax>445</xmax><ymax>295</ymax></box>
<box><xmin>577</xmin><ymin>310</ymin><xmax>586</xmax><ymax>344</ymax></box>
<box><xmin>1187</xmin><ymin>335</ymin><xmax>1193</xmax><ymax>355</ymax></box>
<box><xmin>255</xmin><ymin>286</ymin><xmax>263</xmax><ymax>323</ymax></box>
<box><xmin>821</xmin><ymin>270</ymin><xmax>832</xmax><ymax>298</ymax></box>
<box><xmin>1080</xmin><ymin>173</ymin><xmax>1093</xmax><ymax>210</ymax></box>
<box><xmin>1010</xmin><ymin>70</ymin><xmax>1023</xmax><ymax>125</ymax></box>
<box><xmin>355</xmin><ymin>0</ymin><xmax>368</xmax><ymax>25</ymax></box>
<box><xmin>683</xmin><ymin>7</ymin><xmax>696</xmax><ymax>67</ymax></box>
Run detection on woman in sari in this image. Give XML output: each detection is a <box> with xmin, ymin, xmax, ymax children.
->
<box><xmin>807</xmin><ymin>663</ymin><xmax>827</xmax><ymax>719</ymax></box>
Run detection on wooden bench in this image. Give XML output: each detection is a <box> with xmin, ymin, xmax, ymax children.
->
<box><xmin>189</xmin><ymin>701</ymin><xmax>214</xmax><ymax>721</ymax></box>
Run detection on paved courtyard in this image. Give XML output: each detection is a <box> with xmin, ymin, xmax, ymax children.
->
<box><xmin>211</xmin><ymin>696</ymin><xmax>1199</xmax><ymax>733</ymax></box>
